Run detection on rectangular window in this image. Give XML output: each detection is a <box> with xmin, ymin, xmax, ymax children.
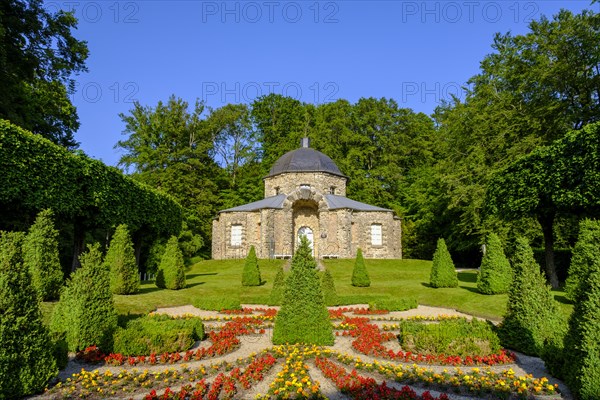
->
<box><xmin>371</xmin><ymin>224</ymin><xmax>382</xmax><ymax>246</ymax></box>
<box><xmin>231</xmin><ymin>224</ymin><xmax>242</xmax><ymax>247</ymax></box>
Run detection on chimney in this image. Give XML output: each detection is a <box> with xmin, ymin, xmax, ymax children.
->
<box><xmin>300</xmin><ymin>137</ymin><xmax>310</xmax><ymax>148</ymax></box>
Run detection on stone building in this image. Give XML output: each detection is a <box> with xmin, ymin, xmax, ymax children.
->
<box><xmin>212</xmin><ymin>138</ymin><xmax>402</xmax><ymax>259</ymax></box>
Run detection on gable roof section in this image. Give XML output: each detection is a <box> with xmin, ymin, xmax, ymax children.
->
<box><xmin>325</xmin><ymin>195</ymin><xmax>391</xmax><ymax>211</ymax></box>
<box><xmin>219</xmin><ymin>194</ymin><xmax>286</xmax><ymax>213</ymax></box>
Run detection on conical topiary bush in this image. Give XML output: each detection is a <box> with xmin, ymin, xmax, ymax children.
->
<box><xmin>156</xmin><ymin>236</ymin><xmax>186</xmax><ymax>290</ymax></box>
<box><xmin>105</xmin><ymin>224</ymin><xmax>139</xmax><ymax>295</ymax></box>
<box><xmin>321</xmin><ymin>268</ymin><xmax>339</xmax><ymax>306</ymax></box>
<box><xmin>351</xmin><ymin>248</ymin><xmax>370</xmax><ymax>287</ymax></box>
<box><xmin>268</xmin><ymin>266</ymin><xmax>285</xmax><ymax>306</ymax></box>
<box><xmin>565</xmin><ymin>219</ymin><xmax>600</xmax><ymax>301</ymax></box>
<box><xmin>429</xmin><ymin>238</ymin><xmax>457</xmax><ymax>288</ymax></box>
<box><xmin>477</xmin><ymin>233</ymin><xmax>512</xmax><ymax>294</ymax></box>
<box><xmin>242</xmin><ymin>245</ymin><xmax>261</xmax><ymax>286</ymax></box>
<box><xmin>273</xmin><ymin>236</ymin><xmax>333</xmax><ymax>345</ymax></box>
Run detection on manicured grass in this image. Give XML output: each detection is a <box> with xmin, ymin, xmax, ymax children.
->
<box><xmin>40</xmin><ymin>257</ymin><xmax>573</xmax><ymax>324</ymax></box>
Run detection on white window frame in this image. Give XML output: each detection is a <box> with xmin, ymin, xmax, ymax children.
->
<box><xmin>371</xmin><ymin>224</ymin><xmax>382</xmax><ymax>246</ymax></box>
<box><xmin>231</xmin><ymin>224</ymin><xmax>242</xmax><ymax>247</ymax></box>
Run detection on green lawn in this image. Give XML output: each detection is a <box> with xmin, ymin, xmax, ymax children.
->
<box><xmin>40</xmin><ymin>257</ymin><xmax>573</xmax><ymax>324</ymax></box>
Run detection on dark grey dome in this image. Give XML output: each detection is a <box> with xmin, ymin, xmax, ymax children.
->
<box><xmin>267</xmin><ymin>147</ymin><xmax>346</xmax><ymax>178</ymax></box>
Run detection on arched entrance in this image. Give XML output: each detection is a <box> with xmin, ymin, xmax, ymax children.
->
<box><xmin>297</xmin><ymin>226</ymin><xmax>314</xmax><ymax>255</ymax></box>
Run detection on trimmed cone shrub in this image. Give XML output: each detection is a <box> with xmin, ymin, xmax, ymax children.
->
<box><xmin>321</xmin><ymin>269</ymin><xmax>339</xmax><ymax>306</ymax></box>
<box><xmin>145</xmin><ymin>238</ymin><xmax>166</xmax><ymax>276</ymax></box>
<box><xmin>429</xmin><ymin>238</ymin><xmax>458</xmax><ymax>288</ymax></box>
<box><xmin>268</xmin><ymin>267</ymin><xmax>286</xmax><ymax>306</ymax></box>
<box><xmin>351</xmin><ymin>248</ymin><xmax>370</xmax><ymax>287</ymax></box>
<box><xmin>498</xmin><ymin>237</ymin><xmax>564</xmax><ymax>356</ymax></box>
<box><xmin>477</xmin><ymin>233</ymin><xmax>512</xmax><ymax>294</ymax></box>
<box><xmin>106</xmin><ymin>224</ymin><xmax>139</xmax><ymax>295</ymax></box>
<box><xmin>565</xmin><ymin>219</ymin><xmax>600</xmax><ymax>301</ymax></box>
<box><xmin>51</xmin><ymin>243</ymin><xmax>118</xmax><ymax>352</ymax></box>
<box><xmin>563</xmin><ymin>252</ymin><xmax>600</xmax><ymax>400</ymax></box>
<box><xmin>273</xmin><ymin>236</ymin><xmax>333</xmax><ymax>345</ymax></box>
<box><xmin>156</xmin><ymin>236</ymin><xmax>186</xmax><ymax>290</ymax></box>
<box><xmin>242</xmin><ymin>245</ymin><xmax>261</xmax><ymax>286</ymax></box>
<box><xmin>22</xmin><ymin>209</ymin><xmax>63</xmax><ymax>301</ymax></box>
<box><xmin>0</xmin><ymin>232</ymin><xmax>57</xmax><ymax>397</ymax></box>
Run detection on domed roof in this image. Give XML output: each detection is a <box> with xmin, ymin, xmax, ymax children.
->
<box><xmin>267</xmin><ymin>139</ymin><xmax>346</xmax><ymax>178</ymax></box>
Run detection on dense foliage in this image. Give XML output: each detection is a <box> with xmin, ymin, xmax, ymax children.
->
<box><xmin>22</xmin><ymin>209</ymin><xmax>63</xmax><ymax>300</ymax></box>
<box><xmin>565</xmin><ymin>219</ymin><xmax>600</xmax><ymax>301</ymax></box>
<box><xmin>563</xmin><ymin>238</ymin><xmax>600</xmax><ymax>399</ymax></box>
<box><xmin>106</xmin><ymin>224</ymin><xmax>139</xmax><ymax>295</ymax></box>
<box><xmin>398</xmin><ymin>319</ymin><xmax>501</xmax><ymax>357</ymax></box>
<box><xmin>51</xmin><ymin>244</ymin><xmax>118</xmax><ymax>352</ymax></box>
<box><xmin>477</xmin><ymin>233</ymin><xmax>512</xmax><ymax>294</ymax></box>
<box><xmin>320</xmin><ymin>269</ymin><xmax>338</xmax><ymax>306</ymax></box>
<box><xmin>429</xmin><ymin>239</ymin><xmax>457</xmax><ymax>288</ymax></box>
<box><xmin>113</xmin><ymin>315</ymin><xmax>204</xmax><ymax>356</ymax></box>
<box><xmin>241</xmin><ymin>246</ymin><xmax>261</xmax><ymax>286</ymax></box>
<box><xmin>273</xmin><ymin>236</ymin><xmax>333</xmax><ymax>345</ymax></box>
<box><xmin>498</xmin><ymin>238</ymin><xmax>564</xmax><ymax>356</ymax></box>
<box><xmin>0</xmin><ymin>0</ymin><xmax>88</xmax><ymax>148</ymax></box>
<box><xmin>268</xmin><ymin>267</ymin><xmax>286</xmax><ymax>306</ymax></box>
<box><xmin>351</xmin><ymin>248</ymin><xmax>371</xmax><ymax>287</ymax></box>
<box><xmin>0</xmin><ymin>120</ymin><xmax>183</xmax><ymax>270</ymax></box>
<box><xmin>156</xmin><ymin>236</ymin><xmax>186</xmax><ymax>290</ymax></box>
<box><xmin>0</xmin><ymin>231</ymin><xmax>57</xmax><ymax>397</ymax></box>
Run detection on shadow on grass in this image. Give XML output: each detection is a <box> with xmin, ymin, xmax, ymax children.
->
<box><xmin>137</xmin><ymin>286</ymin><xmax>163</xmax><ymax>295</ymax></box>
<box><xmin>553</xmin><ymin>294</ymin><xmax>574</xmax><ymax>305</ymax></box>
<box><xmin>459</xmin><ymin>285</ymin><xmax>481</xmax><ymax>294</ymax></box>
<box><xmin>117</xmin><ymin>313</ymin><xmax>144</xmax><ymax>327</ymax></box>
<box><xmin>186</xmin><ymin>273</ymin><xmax>218</xmax><ymax>279</ymax></box>
<box><xmin>420</xmin><ymin>282</ymin><xmax>431</xmax><ymax>288</ymax></box>
<box><xmin>458</xmin><ymin>271</ymin><xmax>477</xmax><ymax>283</ymax></box>
<box><xmin>185</xmin><ymin>282</ymin><xmax>206</xmax><ymax>289</ymax></box>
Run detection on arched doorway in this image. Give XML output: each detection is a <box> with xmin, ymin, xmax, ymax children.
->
<box><xmin>297</xmin><ymin>226</ymin><xmax>314</xmax><ymax>256</ymax></box>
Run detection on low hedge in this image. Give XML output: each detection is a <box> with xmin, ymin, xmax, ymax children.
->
<box><xmin>113</xmin><ymin>315</ymin><xmax>204</xmax><ymax>356</ymax></box>
<box><xmin>398</xmin><ymin>318</ymin><xmax>500</xmax><ymax>357</ymax></box>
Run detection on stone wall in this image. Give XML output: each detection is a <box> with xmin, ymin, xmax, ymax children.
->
<box><xmin>264</xmin><ymin>172</ymin><xmax>347</xmax><ymax>197</ymax></box>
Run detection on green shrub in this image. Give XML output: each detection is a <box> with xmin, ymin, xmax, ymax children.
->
<box><xmin>398</xmin><ymin>318</ymin><xmax>500</xmax><ymax>357</ymax></box>
<box><xmin>351</xmin><ymin>248</ymin><xmax>370</xmax><ymax>287</ymax></box>
<box><xmin>268</xmin><ymin>267</ymin><xmax>286</xmax><ymax>306</ymax></box>
<box><xmin>22</xmin><ymin>209</ymin><xmax>63</xmax><ymax>301</ymax></box>
<box><xmin>563</xmin><ymin>239</ymin><xmax>600</xmax><ymax>399</ymax></box>
<box><xmin>106</xmin><ymin>224</ymin><xmax>139</xmax><ymax>295</ymax></box>
<box><xmin>429</xmin><ymin>238</ymin><xmax>457</xmax><ymax>288</ymax></box>
<box><xmin>321</xmin><ymin>269</ymin><xmax>339</xmax><ymax>306</ymax></box>
<box><xmin>156</xmin><ymin>236</ymin><xmax>186</xmax><ymax>290</ymax></box>
<box><xmin>195</xmin><ymin>298</ymin><xmax>241</xmax><ymax>311</ymax></box>
<box><xmin>242</xmin><ymin>245</ymin><xmax>261</xmax><ymax>286</ymax></box>
<box><xmin>113</xmin><ymin>314</ymin><xmax>204</xmax><ymax>356</ymax></box>
<box><xmin>565</xmin><ymin>219</ymin><xmax>600</xmax><ymax>301</ymax></box>
<box><xmin>369</xmin><ymin>298</ymin><xmax>418</xmax><ymax>312</ymax></box>
<box><xmin>51</xmin><ymin>244</ymin><xmax>118</xmax><ymax>352</ymax></box>
<box><xmin>50</xmin><ymin>331</ymin><xmax>69</xmax><ymax>371</ymax></box>
<box><xmin>0</xmin><ymin>231</ymin><xmax>57</xmax><ymax>397</ymax></box>
<box><xmin>273</xmin><ymin>236</ymin><xmax>333</xmax><ymax>345</ymax></box>
<box><xmin>497</xmin><ymin>237</ymin><xmax>564</xmax><ymax>356</ymax></box>
<box><xmin>145</xmin><ymin>238</ymin><xmax>166</xmax><ymax>275</ymax></box>
<box><xmin>477</xmin><ymin>233</ymin><xmax>512</xmax><ymax>294</ymax></box>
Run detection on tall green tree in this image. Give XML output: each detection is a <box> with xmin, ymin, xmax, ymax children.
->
<box><xmin>105</xmin><ymin>224</ymin><xmax>139</xmax><ymax>295</ymax></box>
<box><xmin>565</xmin><ymin>220</ymin><xmax>600</xmax><ymax>301</ymax></box>
<box><xmin>51</xmin><ymin>243</ymin><xmax>118</xmax><ymax>352</ymax></box>
<box><xmin>117</xmin><ymin>96</ymin><xmax>218</xmax><ymax>253</ymax></box>
<box><xmin>0</xmin><ymin>231</ymin><xmax>57</xmax><ymax>397</ymax></box>
<box><xmin>0</xmin><ymin>0</ymin><xmax>88</xmax><ymax>148</ymax></box>
<box><xmin>498</xmin><ymin>237</ymin><xmax>563</xmax><ymax>356</ymax></box>
<box><xmin>22</xmin><ymin>209</ymin><xmax>63</xmax><ymax>300</ymax></box>
<box><xmin>429</xmin><ymin>238</ymin><xmax>458</xmax><ymax>288</ymax></box>
<box><xmin>273</xmin><ymin>236</ymin><xmax>333</xmax><ymax>345</ymax></box>
<box><xmin>477</xmin><ymin>233</ymin><xmax>512</xmax><ymax>294</ymax></box>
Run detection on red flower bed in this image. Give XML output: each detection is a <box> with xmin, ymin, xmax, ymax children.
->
<box><xmin>315</xmin><ymin>357</ymin><xmax>449</xmax><ymax>400</ymax></box>
<box><xmin>339</xmin><ymin>317</ymin><xmax>516</xmax><ymax>366</ymax></box>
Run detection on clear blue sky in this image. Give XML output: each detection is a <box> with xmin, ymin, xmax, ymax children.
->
<box><xmin>50</xmin><ymin>0</ymin><xmax>596</xmax><ymax>166</ymax></box>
